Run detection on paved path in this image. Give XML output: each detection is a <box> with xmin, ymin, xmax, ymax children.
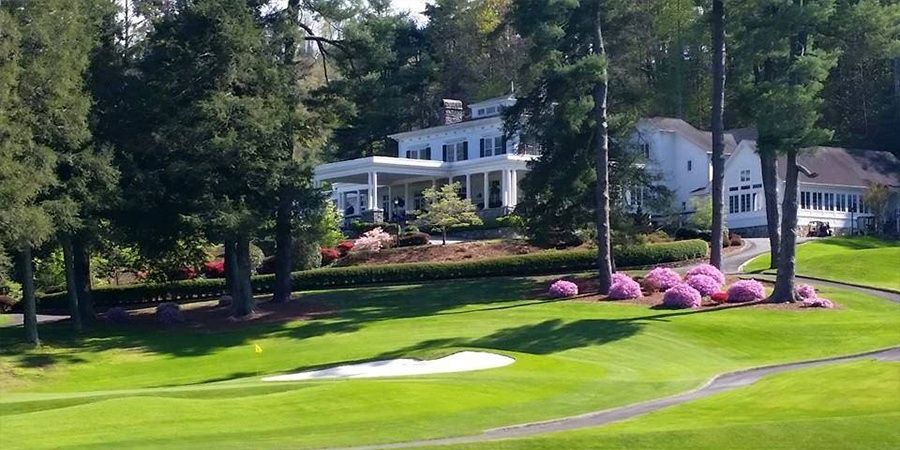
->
<box><xmin>336</xmin><ymin>346</ymin><xmax>900</xmax><ymax>450</ymax></box>
<box><xmin>0</xmin><ymin>314</ymin><xmax>68</xmax><ymax>328</ymax></box>
<box><xmin>721</xmin><ymin>237</ymin><xmax>816</xmax><ymax>274</ymax></box>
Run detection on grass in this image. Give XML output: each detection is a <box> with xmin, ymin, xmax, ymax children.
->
<box><xmin>743</xmin><ymin>236</ymin><xmax>900</xmax><ymax>291</ymax></box>
<box><xmin>431</xmin><ymin>360</ymin><xmax>900</xmax><ymax>449</ymax></box>
<box><xmin>0</xmin><ymin>314</ymin><xmax>10</xmax><ymax>326</ymax></box>
<box><xmin>0</xmin><ymin>275</ymin><xmax>898</xmax><ymax>449</ymax></box>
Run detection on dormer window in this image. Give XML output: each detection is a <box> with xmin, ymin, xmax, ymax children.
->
<box><xmin>740</xmin><ymin>169</ymin><xmax>750</xmax><ymax>182</ymax></box>
<box><xmin>473</xmin><ymin>105</ymin><xmax>500</xmax><ymax>118</ymax></box>
<box><xmin>405</xmin><ymin>147</ymin><xmax>431</xmax><ymax>160</ymax></box>
<box><xmin>479</xmin><ymin>136</ymin><xmax>505</xmax><ymax>157</ymax></box>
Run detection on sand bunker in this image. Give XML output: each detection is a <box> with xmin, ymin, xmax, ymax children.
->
<box><xmin>262</xmin><ymin>351</ymin><xmax>515</xmax><ymax>381</ymax></box>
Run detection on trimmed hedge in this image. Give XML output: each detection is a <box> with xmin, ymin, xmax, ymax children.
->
<box><xmin>36</xmin><ymin>239</ymin><xmax>707</xmax><ymax>310</ymax></box>
<box><xmin>397</xmin><ymin>232</ymin><xmax>431</xmax><ymax>247</ymax></box>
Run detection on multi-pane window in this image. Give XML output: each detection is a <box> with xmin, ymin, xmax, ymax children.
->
<box><xmin>479</xmin><ymin>136</ymin><xmax>504</xmax><ymax>157</ymax></box>
<box><xmin>728</xmin><ymin>193</ymin><xmax>757</xmax><ymax>214</ymax></box>
<box><xmin>442</xmin><ymin>141</ymin><xmax>468</xmax><ymax>162</ymax></box>
<box><xmin>740</xmin><ymin>169</ymin><xmax>751</xmax><ymax>182</ymax></box>
<box><xmin>687</xmin><ymin>160</ymin><xmax>693</xmax><ymax>171</ymax></box>
<box><xmin>729</xmin><ymin>195</ymin><xmax>738</xmax><ymax>213</ymax></box>
<box><xmin>405</xmin><ymin>147</ymin><xmax>431</xmax><ymax>160</ymax></box>
<box><xmin>640</xmin><ymin>142</ymin><xmax>651</xmax><ymax>159</ymax></box>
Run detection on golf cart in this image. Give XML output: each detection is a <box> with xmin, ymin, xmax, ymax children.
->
<box><xmin>807</xmin><ymin>221</ymin><xmax>832</xmax><ymax>237</ymax></box>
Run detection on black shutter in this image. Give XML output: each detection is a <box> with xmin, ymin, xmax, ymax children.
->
<box><xmin>462</xmin><ymin>141</ymin><xmax>468</xmax><ymax>160</ymax></box>
<box><xmin>479</xmin><ymin>138</ymin><xmax>485</xmax><ymax>158</ymax></box>
<box><xmin>442</xmin><ymin>145</ymin><xmax>448</xmax><ymax>162</ymax></box>
<box><xmin>500</xmin><ymin>136</ymin><xmax>508</xmax><ymax>154</ymax></box>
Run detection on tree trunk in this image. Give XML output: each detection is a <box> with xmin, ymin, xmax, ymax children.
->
<box><xmin>442</xmin><ymin>229</ymin><xmax>447</xmax><ymax>245</ymax></box>
<box><xmin>759</xmin><ymin>151</ymin><xmax>780</xmax><ymax>269</ymax></box>
<box><xmin>72</xmin><ymin>235</ymin><xmax>96</xmax><ymax>321</ymax></box>
<box><xmin>18</xmin><ymin>246</ymin><xmax>39</xmax><ymax>346</ymax></box>
<box><xmin>61</xmin><ymin>235</ymin><xmax>82</xmax><ymax>333</ymax></box>
<box><xmin>709</xmin><ymin>0</ymin><xmax>726</xmax><ymax>270</ymax></box>
<box><xmin>224</xmin><ymin>238</ymin><xmax>235</xmax><ymax>295</ymax></box>
<box><xmin>273</xmin><ymin>195</ymin><xmax>293</xmax><ymax>303</ymax></box>
<box><xmin>894</xmin><ymin>57</ymin><xmax>900</xmax><ymax>123</ymax></box>
<box><xmin>771</xmin><ymin>149</ymin><xmax>800</xmax><ymax>303</ymax></box>
<box><xmin>231</xmin><ymin>235</ymin><xmax>255</xmax><ymax>317</ymax></box>
<box><xmin>593</xmin><ymin>2</ymin><xmax>613</xmax><ymax>295</ymax></box>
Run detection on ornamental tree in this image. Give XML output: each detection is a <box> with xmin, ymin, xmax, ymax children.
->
<box><xmin>415</xmin><ymin>182</ymin><xmax>482</xmax><ymax>245</ymax></box>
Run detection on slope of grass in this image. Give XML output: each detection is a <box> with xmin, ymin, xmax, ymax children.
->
<box><xmin>434</xmin><ymin>360</ymin><xmax>900</xmax><ymax>450</ymax></box>
<box><xmin>0</xmin><ymin>314</ymin><xmax>10</xmax><ymax>325</ymax></box>
<box><xmin>743</xmin><ymin>236</ymin><xmax>900</xmax><ymax>291</ymax></box>
<box><xmin>0</xmin><ymin>276</ymin><xmax>898</xmax><ymax>449</ymax></box>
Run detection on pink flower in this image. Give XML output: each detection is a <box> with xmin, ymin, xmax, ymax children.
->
<box><xmin>663</xmin><ymin>283</ymin><xmax>702</xmax><ymax>309</ymax></box>
<box><xmin>802</xmin><ymin>297</ymin><xmax>834</xmax><ymax>308</ymax></box>
<box><xmin>611</xmin><ymin>272</ymin><xmax>631</xmax><ymax>285</ymax></box>
<box><xmin>609</xmin><ymin>275</ymin><xmax>642</xmax><ymax>299</ymax></box>
<box><xmin>686</xmin><ymin>274</ymin><xmax>723</xmax><ymax>297</ymax></box>
<box><xmin>726</xmin><ymin>279</ymin><xmax>766</xmax><ymax>303</ymax></box>
<box><xmin>644</xmin><ymin>267</ymin><xmax>682</xmax><ymax>291</ymax></box>
<box><xmin>796</xmin><ymin>284</ymin><xmax>816</xmax><ymax>300</ymax></box>
<box><xmin>549</xmin><ymin>280</ymin><xmax>579</xmax><ymax>298</ymax></box>
<box><xmin>686</xmin><ymin>264</ymin><xmax>725</xmax><ymax>285</ymax></box>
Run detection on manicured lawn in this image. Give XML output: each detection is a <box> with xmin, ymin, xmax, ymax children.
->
<box><xmin>743</xmin><ymin>236</ymin><xmax>900</xmax><ymax>291</ymax></box>
<box><xmin>1</xmin><ymin>275</ymin><xmax>898</xmax><ymax>449</ymax></box>
<box><xmin>0</xmin><ymin>314</ymin><xmax>10</xmax><ymax>326</ymax></box>
<box><xmin>434</xmin><ymin>360</ymin><xmax>900</xmax><ymax>450</ymax></box>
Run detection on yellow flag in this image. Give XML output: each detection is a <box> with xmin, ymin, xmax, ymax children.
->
<box><xmin>254</xmin><ymin>344</ymin><xmax>263</xmax><ymax>354</ymax></box>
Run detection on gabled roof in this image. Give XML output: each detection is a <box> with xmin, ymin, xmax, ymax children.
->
<box><xmin>640</xmin><ymin>117</ymin><xmax>757</xmax><ymax>157</ymax></box>
<box><xmin>778</xmin><ymin>146</ymin><xmax>900</xmax><ymax>188</ymax></box>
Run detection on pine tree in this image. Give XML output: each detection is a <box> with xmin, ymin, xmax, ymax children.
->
<box><xmin>709</xmin><ymin>0</ymin><xmax>726</xmax><ymax>269</ymax></box>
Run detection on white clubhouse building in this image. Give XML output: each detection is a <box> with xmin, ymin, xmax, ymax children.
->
<box><xmin>315</xmin><ymin>96</ymin><xmax>899</xmax><ymax>234</ymax></box>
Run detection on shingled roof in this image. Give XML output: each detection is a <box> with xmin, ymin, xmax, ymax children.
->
<box><xmin>642</xmin><ymin>117</ymin><xmax>756</xmax><ymax>156</ymax></box>
<box><xmin>781</xmin><ymin>146</ymin><xmax>900</xmax><ymax>188</ymax></box>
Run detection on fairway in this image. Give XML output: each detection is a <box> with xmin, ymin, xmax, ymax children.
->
<box><xmin>743</xmin><ymin>237</ymin><xmax>900</xmax><ymax>291</ymax></box>
<box><xmin>1</xmin><ymin>275</ymin><xmax>898</xmax><ymax>449</ymax></box>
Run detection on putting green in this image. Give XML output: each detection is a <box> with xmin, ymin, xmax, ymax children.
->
<box><xmin>1</xmin><ymin>276</ymin><xmax>898</xmax><ymax>449</ymax></box>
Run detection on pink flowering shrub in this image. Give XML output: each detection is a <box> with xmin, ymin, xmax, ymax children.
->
<box><xmin>802</xmin><ymin>297</ymin><xmax>834</xmax><ymax>308</ymax></box>
<box><xmin>353</xmin><ymin>227</ymin><xmax>394</xmax><ymax>254</ymax></box>
<box><xmin>796</xmin><ymin>284</ymin><xmax>816</xmax><ymax>300</ymax></box>
<box><xmin>686</xmin><ymin>264</ymin><xmax>725</xmax><ymax>285</ymax></box>
<box><xmin>686</xmin><ymin>274</ymin><xmax>723</xmax><ymax>297</ymax></box>
<box><xmin>549</xmin><ymin>280</ymin><xmax>579</xmax><ymax>298</ymax></box>
<box><xmin>726</xmin><ymin>279</ymin><xmax>766</xmax><ymax>303</ymax></box>
<box><xmin>609</xmin><ymin>276</ymin><xmax>642</xmax><ymax>299</ymax></box>
<box><xmin>662</xmin><ymin>283</ymin><xmax>702</xmax><ymax>309</ymax></box>
<box><xmin>644</xmin><ymin>267</ymin><xmax>682</xmax><ymax>291</ymax></box>
<box><xmin>611</xmin><ymin>272</ymin><xmax>631</xmax><ymax>285</ymax></box>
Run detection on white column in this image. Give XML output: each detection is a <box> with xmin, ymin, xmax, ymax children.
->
<box><xmin>404</xmin><ymin>183</ymin><xmax>410</xmax><ymax>213</ymax></box>
<box><xmin>465</xmin><ymin>174</ymin><xmax>471</xmax><ymax>200</ymax></box>
<box><xmin>369</xmin><ymin>171</ymin><xmax>378</xmax><ymax>210</ymax></box>
<box><xmin>483</xmin><ymin>172</ymin><xmax>490</xmax><ymax>209</ymax></box>
<box><xmin>510</xmin><ymin>170</ymin><xmax>518</xmax><ymax>206</ymax></box>
<box><xmin>501</xmin><ymin>169</ymin><xmax>509</xmax><ymax>208</ymax></box>
<box><xmin>355</xmin><ymin>189</ymin><xmax>361</xmax><ymax>214</ymax></box>
<box><xmin>387</xmin><ymin>185</ymin><xmax>392</xmax><ymax>220</ymax></box>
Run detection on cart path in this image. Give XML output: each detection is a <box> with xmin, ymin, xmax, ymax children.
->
<box><xmin>334</xmin><ymin>345</ymin><xmax>900</xmax><ymax>450</ymax></box>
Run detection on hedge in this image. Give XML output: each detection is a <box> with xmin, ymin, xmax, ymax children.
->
<box><xmin>35</xmin><ymin>239</ymin><xmax>707</xmax><ymax>310</ymax></box>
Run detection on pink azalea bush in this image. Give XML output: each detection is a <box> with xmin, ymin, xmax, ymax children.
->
<box><xmin>609</xmin><ymin>275</ymin><xmax>642</xmax><ymax>300</ymax></box>
<box><xmin>549</xmin><ymin>280</ymin><xmax>579</xmax><ymax>298</ymax></box>
<box><xmin>686</xmin><ymin>274</ymin><xmax>723</xmax><ymax>297</ymax></box>
<box><xmin>802</xmin><ymin>297</ymin><xmax>834</xmax><ymax>308</ymax></box>
<box><xmin>686</xmin><ymin>264</ymin><xmax>725</xmax><ymax>285</ymax></box>
<box><xmin>644</xmin><ymin>267</ymin><xmax>682</xmax><ymax>291</ymax></box>
<box><xmin>662</xmin><ymin>283</ymin><xmax>702</xmax><ymax>309</ymax></box>
<box><xmin>611</xmin><ymin>272</ymin><xmax>632</xmax><ymax>285</ymax></box>
<box><xmin>726</xmin><ymin>279</ymin><xmax>766</xmax><ymax>303</ymax></box>
<box><xmin>353</xmin><ymin>227</ymin><xmax>394</xmax><ymax>254</ymax></box>
<box><xmin>796</xmin><ymin>284</ymin><xmax>816</xmax><ymax>300</ymax></box>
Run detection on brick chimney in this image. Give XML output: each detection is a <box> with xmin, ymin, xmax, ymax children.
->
<box><xmin>438</xmin><ymin>99</ymin><xmax>464</xmax><ymax>125</ymax></box>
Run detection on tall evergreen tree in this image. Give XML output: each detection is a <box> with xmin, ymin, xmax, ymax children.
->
<box><xmin>709</xmin><ymin>0</ymin><xmax>726</xmax><ymax>269</ymax></box>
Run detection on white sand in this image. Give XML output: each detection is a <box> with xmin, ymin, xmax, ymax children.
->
<box><xmin>261</xmin><ymin>351</ymin><xmax>515</xmax><ymax>381</ymax></box>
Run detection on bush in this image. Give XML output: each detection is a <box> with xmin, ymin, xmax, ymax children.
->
<box><xmin>609</xmin><ymin>275</ymin><xmax>642</xmax><ymax>300</ymax></box>
<box><xmin>795</xmin><ymin>284</ymin><xmax>816</xmax><ymax>300</ymax></box>
<box><xmin>726</xmin><ymin>279</ymin><xmax>766</xmax><ymax>303</ymax></box>
<box><xmin>686</xmin><ymin>274</ymin><xmax>723</xmax><ymax>297</ymax></box>
<box><xmin>686</xmin><ymin>264</ymin><xmax>725</xmax><ymax>285</ymax></box>
<box><xmin>643</xmin><ymin>267</ymin><xmax>682</xmax><ymax>291</ymax></box>
<box><xmin>320</xmin><ymin>247</ymin><xmax>340</xmax><ymax>265</ymax></box>
<box><xmin>336</xmin><ymin>240</ymin><xmax>355</xmax><ymax>257</ymax></box>
<box><xmin>203</xmin><ymin>260</ymin><xmax>226</xmax><ymax>278</ymax></box>
<box><xmin>105</xmin><ymin>307</ymin><xmax>130</xmax><ymax>324</ymax></box>
<box><xmin>663</xmin><ymin>283</ymin><xmax>702</xmax><ymax>308</ymax></box>
<box><xmin>354</xmin><ymin>227</ymin><xmax>394</xmax><ymax>254</ymax></box>
<box><xmin>729</xmin><ymin>232</ymin><xmax>743</xmax><ymax>247</ymax></box>
<box><xmin>34</xmin><ymin>240</ymin><xmax>708</xmax><ymax>310</ymax></box>
<box><xmin>156</xmin><ymin>302</ymin><xmax>184</xmax><ymax>325</ymax></box>
<box><xmin>397</xmin><ymin>232</ymin><xmax>431</xmax><ymax>247</ymax></box>
<box><xmin>711</xmin><ymin>292</ymin><xmax>728</xmax><ymax>303</ymax></box>
<box><xmin>802</xmin><ymin>297</ymin><xmax>834</xmax><ymax>308</ymax></box>
<box><xmin>403</xmin><ymin>225</ymin><xmax>420</xmax><ymax>235</ymax></box>
<box><xmin>549</xmin><ymin>280</ymin><xmax>579</xmax><ymax>298</ymax></box>
<box><xmin>351</xmin><ymin>222</ymin><xmax>400</xmax><ymax>235</ymax></box>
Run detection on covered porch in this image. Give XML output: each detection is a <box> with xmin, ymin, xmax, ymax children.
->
<box><xmin>314</xmin><ymin>156</ymin><xmax>526</xmax><ymax>226</ymax></box>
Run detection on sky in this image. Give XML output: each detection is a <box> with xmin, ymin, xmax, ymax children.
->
<box><xmin>391</xmin><ymin>0</ymin><xmax>431</xmax><ymax>23</ymax></box>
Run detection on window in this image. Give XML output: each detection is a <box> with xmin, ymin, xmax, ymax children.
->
<box><xmin>740</xmin><ymin>169</ymin><xmax>751</xmax><ymax>182</ymax></box>
<box><xmin>729</xmin><ymin>195</ymin><xmax>738</xmax><ymax>214</ymax></box>
<box><xmin>729</xmin><ymin>186</ymin><xmax>739</xmax><ymax>192</ymax></box>
<box><xmin>480</xmin><ymin>136</ymin><xmax>504</xmax><ymax>157</ymax></box>
<box><xmin>442</xmin><ymin>141</ymin><xmax>468</xmax><ymax>162</ymax></box>
<box><xmin>812</xmin><ymin>192</ymin><xmax>821</xmax><ymax>210</ymax></box>
<box><xmin>838</xmin><ymin>194</ymin><xmax>846</xmax><ymax>212</ymax></box>
<box><xmin>687</xmin><ymin>160</ymin><xmax>693</xmax><ymax>171</ymax></box>
<box><xmin>405</xmin><ymin>147</ymin><xmax>431</xmax><ymax>160</ymax></box>
<box><xmin>640</xmin><ymin>142</ymin><xmax>651</xmax><ymax>159</ymax></box>
<box><xmin>801</xmin><ymin>191</ymin><xmax>811</xmax><ymax>209</ymax></box>
<box><xmin>752</xmin><ymin>183</ymin><xmax>762</xmax><ymax>188</ymax></box>
<box><xmin>824</xmin><ymin>193</ymin><xmax>834</xmax><ymax>211</ymax></box>
<box><xmin>849</xmin><ymin>194</ymin><xmax>858</xmax><ymax>212</ymax></box>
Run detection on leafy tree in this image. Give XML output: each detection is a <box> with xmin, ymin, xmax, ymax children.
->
<box><xmin>862</xmin><ymin>182</ymin><xmax>891</xmax><ymax>233</ymax></box>
<box><xmin>687</xmin><ymin>197</ymin><xmax>713</xmax><ymax>230</ymax></box>
<box><xmin>415</xmin><ymin>182</ymin><xmax>482</xmax><ymax>245</ymax></box>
